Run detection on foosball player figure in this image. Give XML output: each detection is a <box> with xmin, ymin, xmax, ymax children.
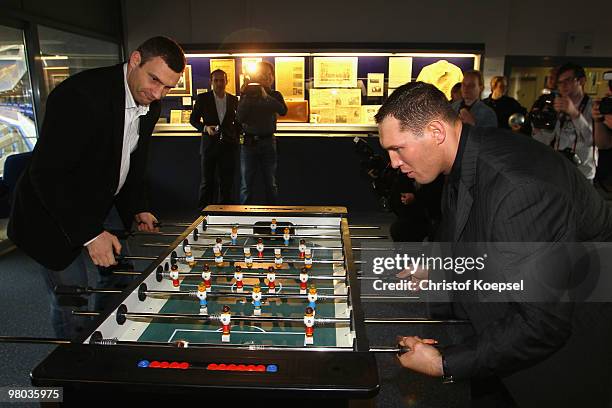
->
<box><xmin>220</xmin><ymin>305</ymin><xmax>231</xmax><ymax>343</ymax></box>
<box><xmin>299</xmin><ymin>267</ymin><xmax>309</xmax><ymax>294</ymax></box>
<box><xmin>182</xmin><ymin>238</ymin><xmax>190</xmax><ymax>253</ymax></box>
<box><xmin>270</xmin><ymin>218</ymin><xmax>278</xmax><ymax>235</ymax></box>
<box><xmin>252</xmin><ymin>284</ymin><xmax>263</xmax><ymax>316</ymax></box>
<box><xmin>304</xmin><ymin>247</ymin><xmax>313</xmax><ymax>269</ymax></box>
<box><xmin>283</xmin><ymin>227</ymin><xmax>291</xmax><ymax>245</ymax></box>
<box><xmin>184</xmin><ymin>243</ymin><xmax>195</xmax><ymax>268</ymax></box>
<box><xmin>214</xmin><ymin>237</ymin><xmax>223</xmax><ymax>253</ymax></box>
<box><xmin>304</xmin><ymin>306</ymin><xmax>315</xmax><ymax>345</ymax></box>
<box><xmin>196</xmin><ymin>283</ymin><xmax>208</xmax><ymax>314</ymax></box>
<box><xmin>307</xmin><ymin>285</ymin><xmax>318</xmax><ymax>312</ymax></box>
<box><xmin>234</xmin><ymin>265</ymin><xmax>244</xmax><ymax>292</ymax></box>
<box><xmin>214</xmin><ymin>247</ymin><xmax>223</xmax><ymax>267</ymax></box>
<box><xmin>201</xmin><ymin>264</ymin><xmax>212</xmax><ymax>292</ymax></box>
<box><xmin>266</xmin><ymin>266</ymin><xmax>277</xmax><ymax>294</ymax></box>
<box><xmin>244</xmin><ymin>247</ymin><xmax>253</xmax><ymax>268</ymax></box>
<box><xmin>274</xmin><ymin>248</ymin><xmax>283</xmax><ymax>269</ymax></box>
<box><xmin>298</xmin><ymin>239</ymin><xmax>307</xmax><ymax>258</ymax></box>
<box><xmin>256</xmin><ymin>238</ymin><xmax>265</xmax><ymax>258</ymax></box>
<box><xmin>169</xmin><ymin>264</ymin><xmax>180</xmax><ymax>287</ymax></box>
<box><xmin>230</xmin><ymin>226</ymin><xmax>238</xmax><ymax>245</ymax></box>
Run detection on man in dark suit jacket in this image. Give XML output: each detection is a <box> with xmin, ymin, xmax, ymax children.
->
<box><xmin>190</xmin><ymin>69</ymin><xmax>240</xmax><ymax>208</ymax></box>
<box><xmin>375</xmin><ymin>82</ymin><xmax>612</xmax><ymax>406</ymax></box>
<box><xmin>8</xmin><ymin>37</ymin><xmax>185</xmax><ymax>338</ymax></box>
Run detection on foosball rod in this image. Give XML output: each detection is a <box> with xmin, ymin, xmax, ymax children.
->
<box><xmin>118</xmin><ymin>255</ymin><xmax>363</xmax><ymax>265</ymax></box>
<box><xmin>175</xmin><ymin>271</ymin><xmax>347</xmax><ymax>280</ymax></box>
<box><xmin>132</xmin><ymin>231</ymin><xmax>387</xmax><ymax>240</ymax></box>
<box><xmin>0</xmin><ymin>336</ymin><xmax>410</xmax><ymax>354</ymax></box>
<box><xmin>94</xmin><ymin>310</ymin><xmax>351</xmax><ymax>325</ymax></box>
<box><xmin>158</xmin><ymin>222</ymin><xmax>380</xmax><ymax>230</ymax></box>
<box><xmin>142</xmin><ymin>289</ymin><xmax>347</xmax><ymax>300</ymax></box>
<box><xmin>141</xmin><ymin>243</ymin><xmax>396</xmax><ymax>251</ymax></box>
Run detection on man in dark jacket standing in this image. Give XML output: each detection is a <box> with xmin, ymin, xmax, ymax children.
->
<box><xmin>237</xmin><ymin>61</ymin><xmax>287</xmax><ymax>204</ymax></box>
<box><xmin>190</xmin><ymin>69</ymin><xmax>240</xmax><ymax>208</ymax></box>
<box><xmin>8</xmin><ymin>36</ymin><xmax>185</xmax><ymax>338</ymax></box>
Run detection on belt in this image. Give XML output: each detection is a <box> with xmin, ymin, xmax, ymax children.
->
<box><xmin>244</xmin><ymin>133</ymin><xmax>273</xmax><ymax>142</ymax></box>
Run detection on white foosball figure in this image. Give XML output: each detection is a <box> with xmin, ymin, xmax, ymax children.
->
<box><xmin>214</xmin><ymin>248</ymin><xmax>223</xmax><ymax>267</ymax></box>
<box><xmin>274</xmin><ymin>248</ymin><xmax>283</xmax><ymax>269</ymax></box>
<box><xmin>244</xmin><ymin>247</ymin><xmax>253</xmax><ymax>268</ymax></box>
<box><xmin>214</xmin><ymin>237</ymin><xmax>223</xmax><ymax>253</ymax></box>
<box><xmin>184</xmin><ymin>244</ymin><xmax>195</xmax><ymax>268</ymax></box>
<box><xmin>234</xmin><ymin>265</ymin><xmax>244</xmax><ymax>292</ymax></box>
<box><xmin>298</xmin><ymin>239</ymin><xmax>307</xmax><ymax>258</ymax></box>
<box><xmin>201</xmin><ymin>264</ymin><xmax>212</xmax><ymax>292</ymax></box>
<box><xmin>230</xmin><ymin>226</ymin><xmax>238</xmax><ymax>245</ymax></box>
<box><xmin>169</xmin><ymin>264</ymin><xmax>180</xmax><ymax>287</ymax></box>
<box><xmin>220</xmin><ymin>305</ymin><xmax>231</xmax><ymax>342</ymax></box>
<box><xmin>266</xmin><ymin>266</ymin><xmax>276</xmax><ymax>294</ymax></box>
<box><xmin>252</xmin><ymin>284</ymin><xmax>262</xmax><ymax>316</ymax></box>
<box><xmin>270</xmin><ymin>218</ymin><xmax>277</xmax><ymax>235</ymax></box>
<box><xmin>256</xmin><ymin>238</ymin><xmax>265</xmax><ymax>258</ymax></box>
<box><xmin>299</xmin><ymin>267</ymin><xmax>309</xmax><ymax>294</ymax></box>
<box><xmin>307</xmin><ymin>285</ymin><xmax>318</xmax><ymax>314</ymax></box>
<box><xmin>304</xmin><ymin>248</ymin><xmax>312</xmax><ymax>269</ymax></box>
<box><xmin>196</xmin><ymin>283</ymin><xmax>208</xmax><ymax>314</ymax></box>
<box><xmin>283</xmin><ymin>227</ymin><xmax>291</xmax><ymax>245</ymax></box>
<box><xmin>304</xmin><ymin>306</ymin><xmax>315</xmax><ymax>345</ymax></box>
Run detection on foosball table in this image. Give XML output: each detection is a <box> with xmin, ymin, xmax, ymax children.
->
<box><xmin>31</xmin><ymin>205</ymin><xmax>380</xmax><ymax>401</ymax></box>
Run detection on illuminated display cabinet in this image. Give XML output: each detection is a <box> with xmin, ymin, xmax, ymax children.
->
<box><xmin>155</xmin><ymin>45</ymin><xmax>481</xmax><ymax>136</ymax></box>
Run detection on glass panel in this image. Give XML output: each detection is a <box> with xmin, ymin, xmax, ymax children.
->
<box><xmin>38</xmin><ymin>25</ymin><xmax>121</xmax><ymax>104</ymax></box>
<box><xmin>0</xmin><ymin>25</ymin><xmax>37</xmax><ymax>176</ymax></box>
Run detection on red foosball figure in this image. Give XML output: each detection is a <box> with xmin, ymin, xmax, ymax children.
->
<box><xmin>169</xmin><ymin>264</ymin><xmax>180</xmax><ymax>287</ymax></box>
<box><xmin>266</xmin><ymin>266</ymin><xmax>276</xmax><ymax>294</ymax></box>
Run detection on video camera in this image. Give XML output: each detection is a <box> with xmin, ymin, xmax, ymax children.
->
<box><xmin>242</xmin><ymin>82</ymin><xmax>263</xmax><ymax>98</ymax></box>
<box><xmin>353</xmin><ymin>136</ymin><xmax>398</xmax><ymax>210</ymax></box>
<box><xmin>529</xmin><ymin>90</ymin><xmax>559</xmax><ymax>130</ymax></box>
<box><xmin>600</xmin><ymin>71</ymin><xmax>612</xmax><ymax>115</ymax></box>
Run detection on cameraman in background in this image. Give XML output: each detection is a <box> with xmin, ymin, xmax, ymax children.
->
<box><xmin>532</xmin><ymin>63</ymin><xmax>596</xmax><ymax>181</ymax></box>
<box><xmin>389</xmin><ymin>174</ymin><xmax>443</xmax><ymax>242</ymax></box>
<box><xmin>592</xmin><ymin>71</ymin><xmax>612</xmax><ymax>196</ymax></box>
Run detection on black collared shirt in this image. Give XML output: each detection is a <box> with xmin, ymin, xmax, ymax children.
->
<box><xmin>443</xmin><ymin>124</ymin><xmax>470</xmax><ymax>240</ymax></box>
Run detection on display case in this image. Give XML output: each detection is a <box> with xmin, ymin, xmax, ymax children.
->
<box><xmin>156</xmin><ymin>44</ymin><xmax>482</xmax><ymax>135</ymax></box>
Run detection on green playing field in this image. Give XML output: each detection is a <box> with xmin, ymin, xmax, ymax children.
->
<box><xmin>137</xmin><ymin>235</ymin><xmax>349</xmax><ymax>347</ymax></box>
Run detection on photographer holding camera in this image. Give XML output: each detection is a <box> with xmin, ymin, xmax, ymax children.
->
<box><xmin>237</xmin><ymin>61</ymin><xmax>287</xmax><ymax>204</ymax></box>
<box><xmin>593</xmin><ymin>72</ymin><xmax>612</xmax><ymax>149</ymax></box>
<box><xmin>532</xmin><ymin>63</ymin><xmax>596</xmax><ymax>181</ymax></box>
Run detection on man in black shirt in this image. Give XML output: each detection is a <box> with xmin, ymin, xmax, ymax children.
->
<box><xmin>483</xmin><ymin>76</ymin><xmax>526</xmax><ymax>130</ymax></box>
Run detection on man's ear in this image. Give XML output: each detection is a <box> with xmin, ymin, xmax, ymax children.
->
<box><xmin>129</xmin><ymin>51</ymin><xmax>141</xmax><ymax>68</ymax></box>
<box><xmin>428</xmin><ymin>120</ymin><xmax>446</xmax><ymax>145</ymax></box>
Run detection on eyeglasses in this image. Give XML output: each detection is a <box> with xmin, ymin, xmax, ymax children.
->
<box><xmin>557</xmin><ymin>77</ymin><xmax>577</xmax><ymax>86</ymax></box>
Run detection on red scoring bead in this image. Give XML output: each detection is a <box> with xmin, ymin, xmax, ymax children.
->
<box><xmin>227</xmin><ymin>364</ymin><xmax>237</xmax><ymax>371</ymax></box>
<box><xmin>179</xmin><ymin>362</ymin><xmax>190</xmax><ymax>369</ymax></box>
<box><xmin>256</xmin><ymin>365</ymin><xmax>266</xmax><ymax>372</ymax></box>
<box><xmin>207</xmin><ymin>363</ymin><xmax>218</xmax><ymax>370</ymax></box>
<box><xmin>149</xmin><ymin>361</ymin><xmax>161</xmax><ymax>368</ymax></box>
<box><xmin>169</xmin><ymin>362</ymin><xmax>180</xmax><ymax>369</ymax></box>
<box><xmin>160</xmin><ymin>361</ymin><xmax>170</xmax><ymax>368</ymax></box>
<box><xmin>246</xmin><ymin>365</ymin><xmax>257</xmax><ymax>371</ymax></box>
<box><xmin>237</xmin><ymin>364</ymin><xmax>247</xmax><ymax>371</ymax></box>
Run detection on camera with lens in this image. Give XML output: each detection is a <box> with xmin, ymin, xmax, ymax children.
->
<box><xmin>559</xmin><ymin>147</ymin><xmax>582</xmax><ymax>166</ymax></box>
<box><xmin>353</xmin><ymin>136</ymin><xmax>398</xmax><ymax>209</ymax></box>
<box><xmin>601</xmin><ymin>97</ymin><xmax>612</xmax><ymax>115</ymax></box>
<box><xmin>529</xmin><ymin>90</ymin><xmax>559</xmax><ymax>130</ymax></box>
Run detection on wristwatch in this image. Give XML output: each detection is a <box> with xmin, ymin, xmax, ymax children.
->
<box><xmin>441</xmin><ymin>355</ymin><xmax>454</xmax><ymax>384</ymax></box>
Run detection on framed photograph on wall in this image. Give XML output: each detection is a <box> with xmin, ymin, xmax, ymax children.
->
<box><xmin>168</xmin><ymin>64</ymin><xmax>192</xmax><ymax>96</ymax></box>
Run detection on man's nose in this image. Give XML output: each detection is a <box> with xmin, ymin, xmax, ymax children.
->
<box><xmin>388</xmin><ymin>152</ymin><xmax>401</xmax><ymax>168</ymax></box>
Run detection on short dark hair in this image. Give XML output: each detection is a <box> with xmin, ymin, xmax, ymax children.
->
<box><xmin>375</xmin><ymin>81</ymin><xmax>458</xmax><ymax>135</ymax></box>
<box><xmin>136</xmin><ymin>36</ymin><xmax>186</xmax><ymax>73</ymax></box>
<box><xmin>210</xmin><ymin>69</ymin><xmax>227</xmax><ymax>80</ymax></box>
<box><xmin>557</xmin><ymin>62</ymin><xmax>586</xmax><ymax>80</ymax></box>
